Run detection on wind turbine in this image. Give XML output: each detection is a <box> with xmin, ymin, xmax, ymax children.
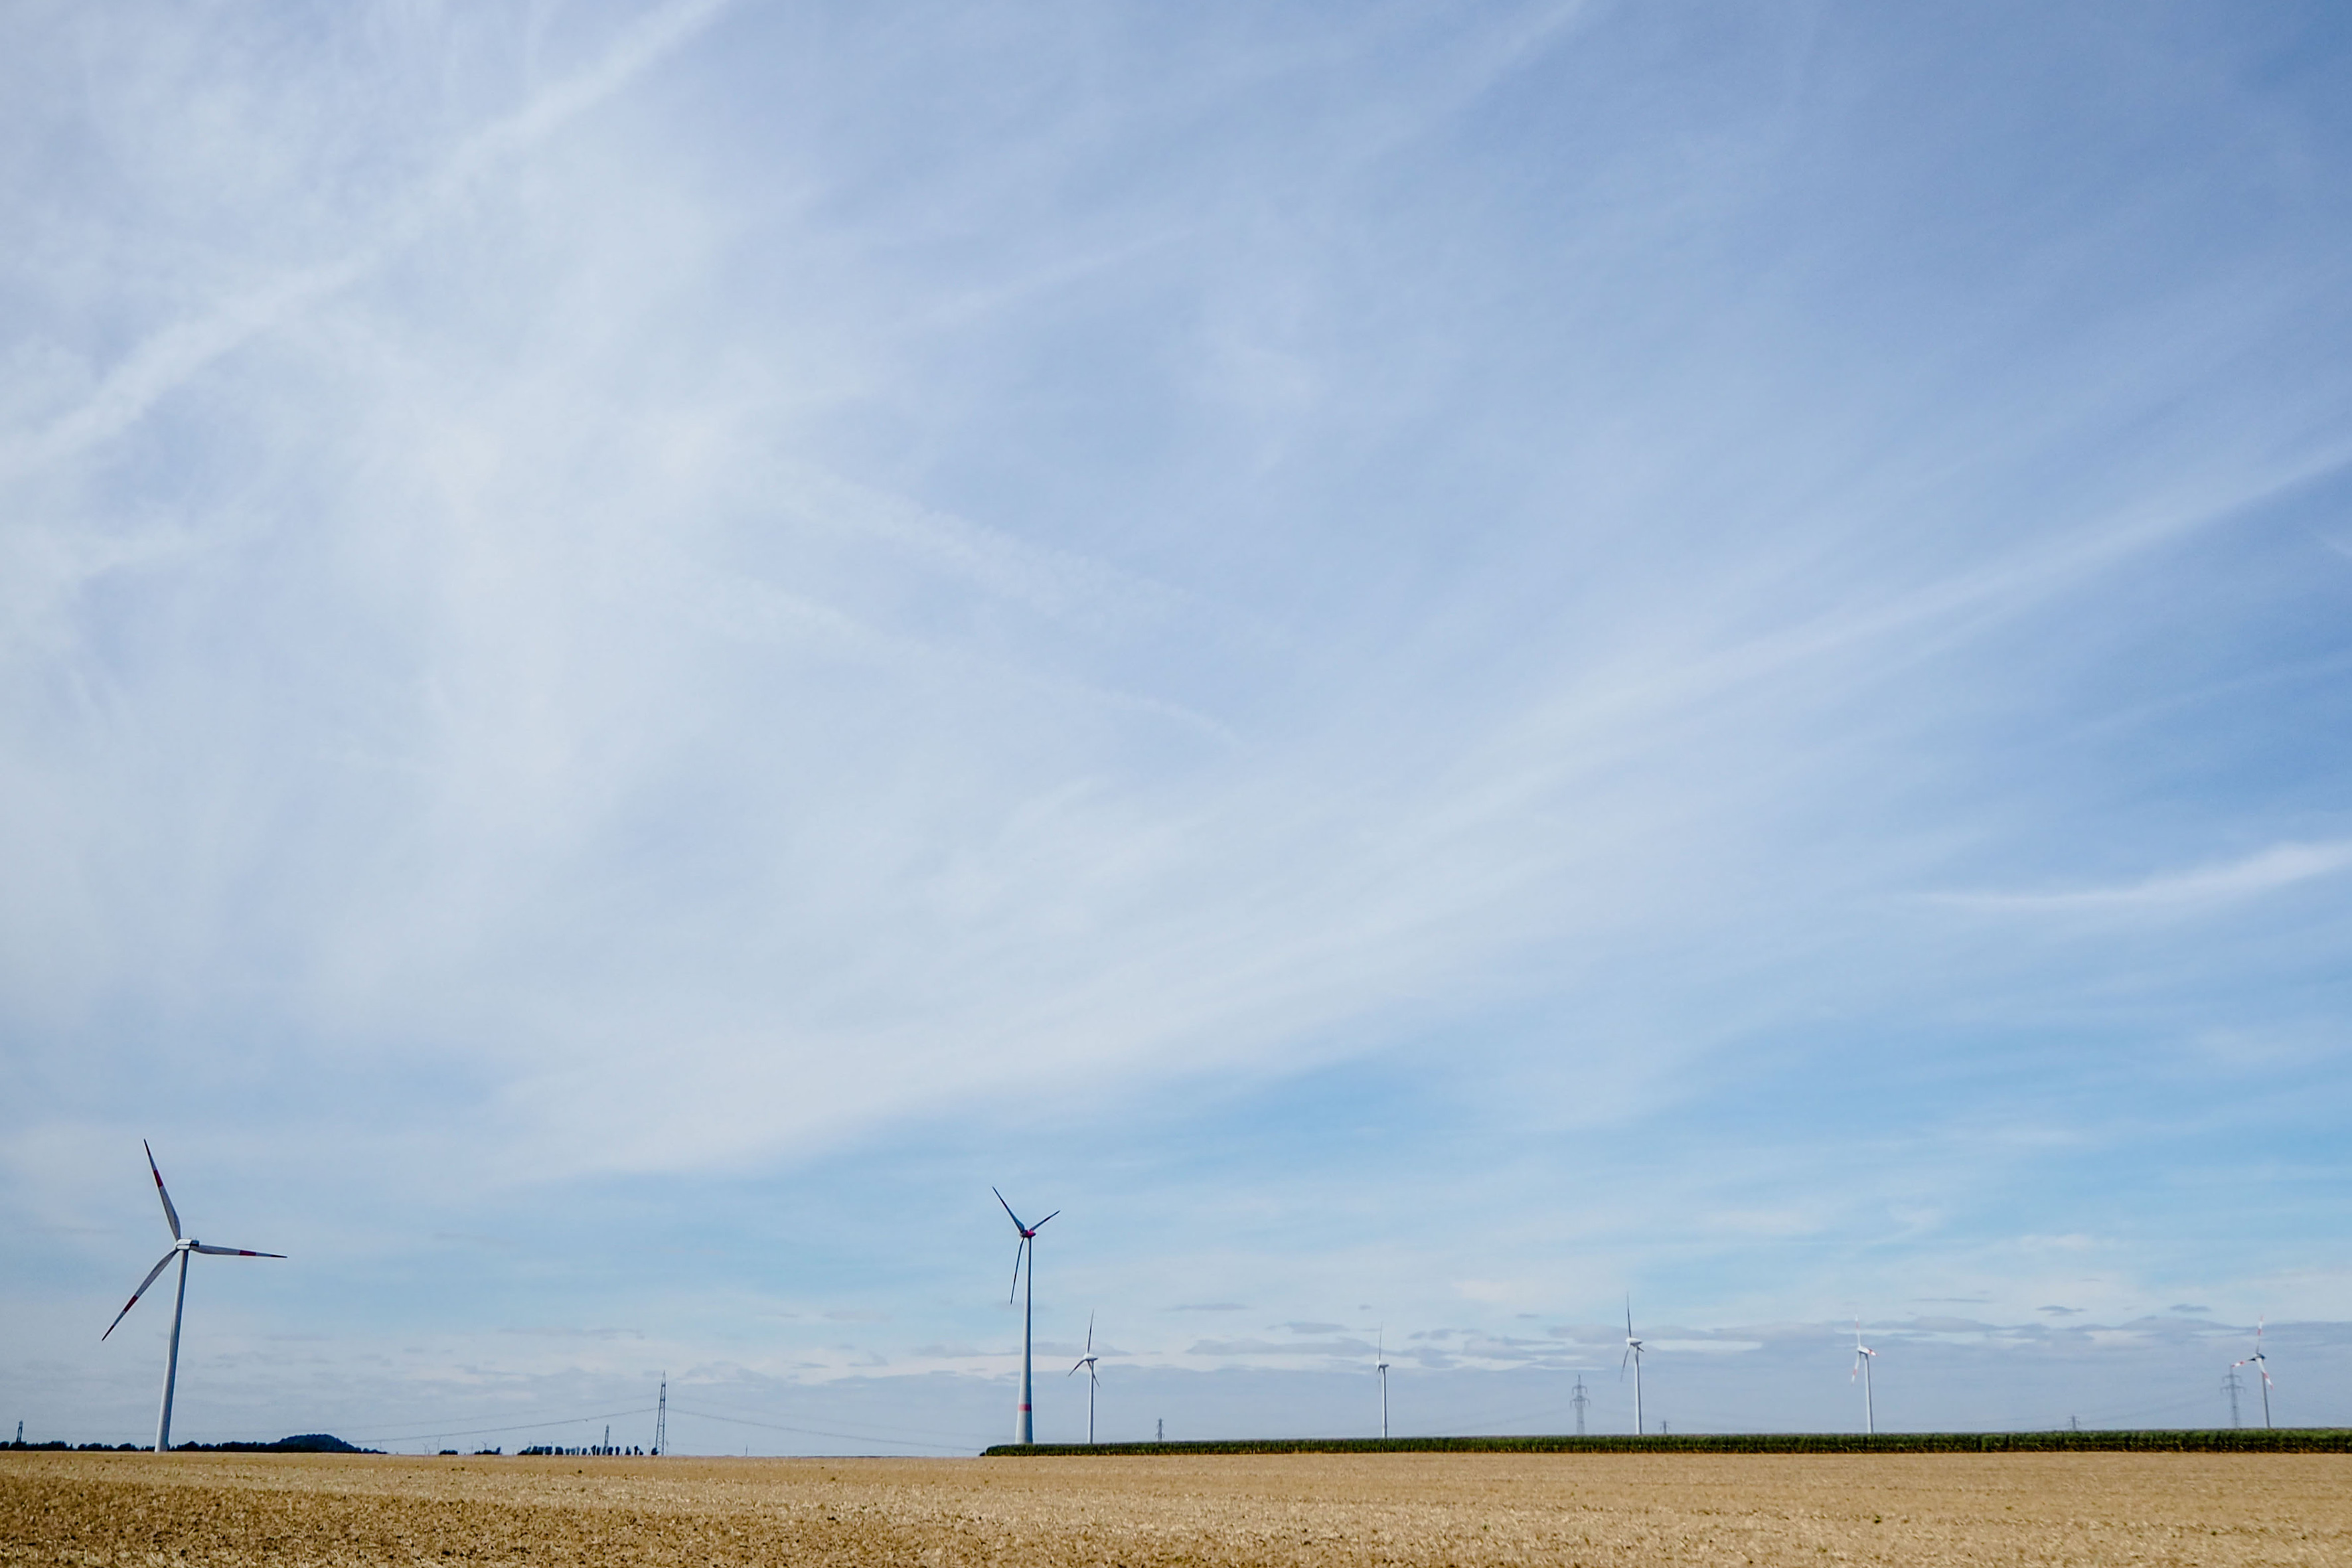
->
<box><xmin>1850</xmin><ymin>1319</ymin><xmax>1878</xmax><ymax>1436</ymax></box>
<box><xmin>993</xmin><ymin>1187</ymin><xmax>1057</xmax><ymax>1445</ymax></box>
<box><xmin>2233</xmin><ymin>1318</ymin><xmax>2274</xmax><ymax>1430</ymax></box>
<box><xmin>102</xmin><ymin>1141</ymin><xmax>285</xmax><ymax>1452</ymax></box>
<box><xmin>1068</xmin><ymin>1313</ymin><xmax>1099</xmax><ymax>1445</ymax></box>
<box><xmin>1620</xmin><ymin>1300</ymin><xmax>1646</xmax><ymax>1435</ymax></box>
<box><xmin>1375</xmin><ymin>1329</ymin><xmax>1390</xmax><ymax>1439</ymax></box>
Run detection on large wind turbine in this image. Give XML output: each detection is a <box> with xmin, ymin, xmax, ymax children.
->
<box><xmin>1068</xmin><ymin>1313</ymin><xmax>1100</xmax><ymax>1445</ymax></box>
<box><xmin>993</xmin><ymin>1188</ymin><xmax>1058</xmax><ymax>1445</ymax></box>
<box><xmin>1375</xmin><ymin>1329</ymin><xmax>1390</xmax><ymax>1440</ymax></box>
<box><xmin>2233</xmin><ymin>1318</ymin><xmax>2274</xmax><ymax>1429</ymax></box>
<box><xmin>1850</xmin><ymin>1319</ymin><xmax>1878</xmax><ymax>1435</ymax></box>
<box><xmin>1620</xmin><ymin>1300</ymin><xmax>1646</xmax><ymax>1435</ymax></box>
<box><xmin>102</xmin><ymin>1142</ymin><xmax>285</xmax><ymax>1452</ymax></box>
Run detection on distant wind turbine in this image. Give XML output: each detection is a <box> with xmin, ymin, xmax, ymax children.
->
<box><xmin>2232</xmin><ymin>1318</ymin><xmax>2274</xmax><ymax>1429</ymax></box>
<box><xmin>1375</xmin><ymin>1329</ymin><xmax>1390</xmax><ymax>1439</ymax></box>
<box><xmin>1850</xmin><ymin>1319</ymin><xmax>1878</xmax><ymax>1435</ymax></box>
<box><xmin>1621</xmin><ymin>1300</ymin><xmax>1646</xmax><ymax>1435</ymax></box>
<box><xmin>102</xmin><ymin>1142</ymin><xmax>285</xmax><ymax>1452</ymax></box>
<box><xmin>1068</xmin><ymin>1313</ymin><xmax>1100</xmax><ymax>1445</ymax></box>
<box><xmin>993</xmin><ymin>1187</ymin><xmax>1058</xmax><ymax>1445</ymax></box>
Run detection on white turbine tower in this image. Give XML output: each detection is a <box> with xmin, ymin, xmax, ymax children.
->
<box><xmin>102</xmin><ymin>1142</ymin><xmax>285</xmax><ymax>1452</ymax></box>
<box><xmin>2233</xmin><ymin>1318</ymin><xmax>2274</xmax><ymax>1430</ymax></box>
<box><xmin>1068</xmin><ymin>1313</ymin><xmax>1099</xmax><ymax>1445</ymax></box>
<box><xmin>1375</xmin><ymin>1329</ymin><xmax>1390</xmax><ymax>1439</ymax></box>
<box><xmin>1620</xmin><ymin>1300</ymin><xmax>1646</xmax><ymax>1435</ymax></box>
<box><xmin>993</xmin><ymin>1188</ymin><xmax>1058</xmax><ymax>1445</ymax></box>
<box><xmin>1850</xmin><ymin>1319</ymin><xmax>1878</xmax><ymax>1435</ymax></box>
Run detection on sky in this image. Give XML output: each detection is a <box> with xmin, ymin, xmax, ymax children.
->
<box><xmin>3</xmin><ymin>0</ymin><xmax>2350</xmax><ymax>1454</ymax></box>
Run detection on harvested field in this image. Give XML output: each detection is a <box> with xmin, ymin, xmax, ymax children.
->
<box><xmin>3</xmin><ymin>1449</ymin><xmax>2346</xmax><ymax>1567</ymax></box>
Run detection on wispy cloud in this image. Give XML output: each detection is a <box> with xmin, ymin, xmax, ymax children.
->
<box><xmin>1932</xmin><ymin>840</ymin><xmax>2352</xmax><ymax>915</ymax></box>
<box><xmin>0</xmin><ymin>0</ymin><xmax>733</xmax><ymax>486</ymax></box>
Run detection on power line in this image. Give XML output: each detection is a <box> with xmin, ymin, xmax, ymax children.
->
<box><xmin>661</xmin><ymin>1393</ymin><xmax>985</xmax><ymax>1449</ymax></box>
<box><xmin>349</xmin><ymin>1407</ymin><xmax>655</xmax><ymax>1445</ymax></box>
<box><xmin>667</xmin><ymin>1407</ymin><xmax>976</xmax><ymax>1454</ymax></box>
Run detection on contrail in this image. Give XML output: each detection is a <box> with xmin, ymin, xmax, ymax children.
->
<box><xmin>0</xmin><ymin>0</ymin><xmax>736</xmax><ymax>487</ymax></box>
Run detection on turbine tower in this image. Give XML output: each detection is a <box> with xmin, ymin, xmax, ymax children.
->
<box><xmin>102</xmin><ymin>1141</ymin><xmax>285</xmax><ymax>1452</ymax></box>
<box><xmin>1850</xmin><ymin>1319</ymin><xmax>1878</xmax><ymax>1436</ymax></box>
<box><xmin>1068</xmin><ymin>1314</ymin><xmax>1100</xmax><ymax>1445</ymax></box>
<box><xmin>993</xmin><ymin>1188</ymin><xmax>1058</xmax><ymax>1445</ymax></box>
<box><xmin>2232</xmin><ymin>1318</ymin><xmax>2274</xmax><ymax>1430</ymax></box>
<box><xmin>1620</xmin><ymin>1300</ymin><xmax>1646</xmax><ymax>1435</ymax></box>
<box><xmin>1376</xmin><ymin>1329</ymin><xmax>1390</xmax><ymax>1439</ymax></box>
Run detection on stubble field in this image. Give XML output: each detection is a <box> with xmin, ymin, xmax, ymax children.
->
<box><xmin>3</xmin><ymin>1449</ymin><xmax>2345</xmax><ymax>1567</ymax></box>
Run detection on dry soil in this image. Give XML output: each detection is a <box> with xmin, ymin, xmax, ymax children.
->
<box><xmin>3</xmin><ymin>1449</ymin><xmax>2345</xmax><ymax>1566</ymax></box>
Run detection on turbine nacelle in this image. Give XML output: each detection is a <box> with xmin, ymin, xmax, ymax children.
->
<box><xmin>992</xmin><ymin>1187</ymin><xmax>1058</xmax><ymax>1300</ymax></box>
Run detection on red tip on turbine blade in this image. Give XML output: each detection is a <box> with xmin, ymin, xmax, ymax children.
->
<box><xmin>143</xmin><ymin>1141</ymin><xmax>182</xmax><ymax>1239</ymax></box>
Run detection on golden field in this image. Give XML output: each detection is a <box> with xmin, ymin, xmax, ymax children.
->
<box><xmin>4</xmin><ymin>1449</ymin><xmax>2345</xmax><ymax>1567</ymax></box>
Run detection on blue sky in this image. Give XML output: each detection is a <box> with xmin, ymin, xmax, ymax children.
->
<box><xmin>3</xmin><ymin>0</ymin><xmax>2349</xmax><ymax>1452</ymax></box>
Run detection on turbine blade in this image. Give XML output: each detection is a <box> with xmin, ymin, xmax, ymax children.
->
<box><xmin>1626</xmin><ymin>1298</ymin><xmax>1634</xmax><ymax>1338</ymax></box>
<box><xmin>144</xmin><ymin>1141</ymin><xmax>181</xmax><ymax>1241</ymax></box>
<box><xmin>1007</xmin><ymin>1237</ymin><xmax>1026</xmax><ymax>1303</ymax></box>
<box><xmin>1032</xmin><ymin>1210</ymin><xmax>1059</xmax><ymax>1230</ymax></box>
<box><xmin>190</xmin><ymin>1243</ymin><xmax>285</xmax><ymax>1258</ymax></box>
<box><xmin>1619</xmin><ymin>1346</ymin><xmax>1630</xmax><ymax>1377</ymax></box>
<box><xmin>992</xmin><ymin>1187</ymin><xmax>1027</xmax><ymax>1233</ymax></box>
<box><xmin>102</xmin><ymin>1248</ymin><xmax>179</xmax><ymax>1340</ymax></box>
<box><xmin>1086</xmin><ymin>1313</ymin><xmax>1095</xmax><ymax>1354</ymax></box>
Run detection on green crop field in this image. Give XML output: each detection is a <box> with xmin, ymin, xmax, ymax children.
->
<box><xmin>987</xmin><ymin>1428</ymin><xmax>2352</xmax><ymax>1456</ymax></box>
